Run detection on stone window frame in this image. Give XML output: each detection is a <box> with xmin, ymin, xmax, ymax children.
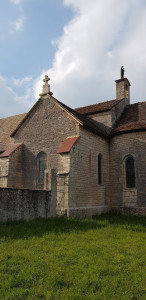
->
<box><xmin>123</xmin><ymin>155</ymin><xmax>136</xmax><ymax>189</ymax></box>
<box><xmin>98</xmin><ymin>153</ymin><xmax>104</xmax><ymax>185</ymax></box>
<box><xmin>36</xmin><ymin>151</ymin><xmax>47</xmax><ymax>186</ymax></box>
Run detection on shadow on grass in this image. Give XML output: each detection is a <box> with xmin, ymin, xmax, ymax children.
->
<box><xmin>0</xmin><ymin>213</ymin><xmax>145</xmax><ymax>240</ymax></box>
<box><xmin>93</xmin><ymin>212</ymin><xmax>146</xmax><ymax>226</ymax></box>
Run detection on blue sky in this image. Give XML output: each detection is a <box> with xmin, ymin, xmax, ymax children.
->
<box><xmin>0</xmin><ymin>0</ymin><xmax>146</xmax><ymax>118</ymax></box>
<box><xmin>0</xmin><ymin>0</ymin><xmax>73</xmax><ymax>78</ymax></box>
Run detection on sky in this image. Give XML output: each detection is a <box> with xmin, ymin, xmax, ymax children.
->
<box><xmin>0</xmin><ymin>0</ymin><xmax>146</xmax><ymax>118</ymax></box>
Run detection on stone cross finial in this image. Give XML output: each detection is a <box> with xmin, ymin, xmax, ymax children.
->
<box><xmin>43</xmin><ymin>75</ymin><xmax>50</xmax><ymax>84</ymax></box>
<box><xmin>39</xmin><ymin>75</ymin><xmax>53</xmax><ymax>96</ymax></box>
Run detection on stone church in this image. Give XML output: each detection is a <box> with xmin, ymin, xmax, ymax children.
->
<box><xmin>0</xmin><ymin>69</ymin><xmax>146</xmax><ymax>217</ymax></box>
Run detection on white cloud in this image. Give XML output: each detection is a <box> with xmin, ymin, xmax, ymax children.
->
<box><xmin>11</xmin><ymin>0</ymin><xmax>23</xmax><ymax>5</ymax></box>
<box><xmin>0</xmin><ymin>76</ymin><xmax>34</xmax><ymax>118</ymax></box>
<box><xmin>10</xmin><ymin>17</ymin><xmax>24</xmax><ymax>33</ymax></box>
<box><xmin>34</xmin><ymin>0</ymin><xmax>146</xmax><ymax>107</ymax></box>
<box><xmin>12</xmin><ymin>76</ymin><xmax>32</xmax><ymax>87</ymax></box>
<box><xmin>1</xmin><ymin>0</ymin><xmax>146</xmax><ymax>118</ymax></box>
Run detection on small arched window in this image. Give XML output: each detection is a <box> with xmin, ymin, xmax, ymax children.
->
<box><xmin>37</xmin><ymin>151</ymin><xmax>47</xmax><ymax>185</ymax></box>
<box><xmin>98</xmin><ymin>154</ymin><xmax>103</xmax><ymax>184</ymax></box>
<box><xmin>125</xmin><ymin>156</ymin><xmax>135</xmax><ymax>188</ymax></box>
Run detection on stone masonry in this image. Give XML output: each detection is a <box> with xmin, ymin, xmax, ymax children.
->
<box><xmin>13</xmin><ymin>96</ymin><xmax>80</xmax><ymax>190</ymax></box>
<box><xmin>0</xmin><ymin>70</ymin><xmax>145</xmax><ymax>218</ymax></box>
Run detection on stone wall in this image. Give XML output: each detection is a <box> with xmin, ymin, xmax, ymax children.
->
<box><xmin>0</xmin><ymin>144</ymin><xmax>24</xmax><ymax>189</ymax></box>
<box><xmin>110</xmin><ymin>131</ymin><xmax>146</xmax><ymax>209</ymax></box>
<box><xmin>111</xmin><ymin>206</ymin><xmax>146</xmax><ymax>216</ymax></box>
<box><xmin>115</xmin><ymin>78</ymin><xmax>130</xmax><ymax>101</ymax></box>
<box><xmin>111</xmin><ymin>98</ymin><xmax>129</xmax><ymax>126</ymax></box>
<box><xmin>8</xmin><ymin>144</ymin><xmax>24</xmax><ymax>188</ymax></box>
<box><xmin>0</xmin><ymin>157</ymin><xmax>9</xmax><ymax>187</ymax></box>
<box><xmin>0</xmin><ymin>188</ymin><xmax>54</xmax><ymax>222</ymax></box>
<box><xmin>14</xmin><ymin>95</ymin><xmax>79</xmax><ymax>189</ymax></box>
<box><xmin>0</xmin><ymin>169</ymin><xmax>57</xmax><ymax>222</ymax></box>
<box><xmin>90</xmin><ymin>111</ymin><xmax>112</xmax><ymax>127</ymax></box>
<box><xmin>89</xmin><ymin>98</ymin><xmax>129</xmax><ymax>128</ymax></box>
<box><xmin>57</xmin><ymin>127</ymin><xmax>110</xmax><ymax>217</ymax></box>
<box><xmin>57</xmin><ymin>153</ymin><xmax>70</xmax><ymax>215</ymax></box>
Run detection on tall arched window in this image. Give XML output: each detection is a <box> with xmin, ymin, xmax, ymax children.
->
<box><xmin>37</xmin><ymin>151</ymin><xmax>47</xmax><ymax>185</ymax></box>
<box><xmin>98</xmin><ymin>154</ymin><xmax>103</xmax><ymax>184</ymax></box>
<box><xmin>125</xmin><ymin>156</ymin><xmax>135</xmax><ymax>188</ymax></box>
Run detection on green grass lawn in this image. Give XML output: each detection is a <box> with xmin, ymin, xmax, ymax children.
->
<box><xmin>0</xmin><ymin>214</ymin><xmax>145</xmax><ymax>300</ymax></box>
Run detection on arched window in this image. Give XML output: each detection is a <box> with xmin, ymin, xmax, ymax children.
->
<box><xmin>37</xmin><ymin>151</ymin><xmax>47</xmax><ymax>185</ymax></box>
<box><xmin>98</xmin><ymin>154</ymin><xmax>103</xmax><ymax>184</ymax></box>
<box><xmin>125</xmin><ymin>156</ymin><xmax>135</xmax><ymax>188</ymax></box>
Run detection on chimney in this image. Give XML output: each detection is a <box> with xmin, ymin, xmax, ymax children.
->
<box><xmin>115</xmin><ymin>67</ymin><xmax>131</xmax><ymax>102</ymax></box>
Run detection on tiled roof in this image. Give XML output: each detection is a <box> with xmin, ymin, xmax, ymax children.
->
<box><xmin>57</xmin><ymin>136</ymin><xmax>79</xmax><ymax>154</ymax></box>
<box><xmin>0</xmin><ymin>143</ymin><xmax>23</xmax><ymax>158</ymax></box>
<box><xmin>0</xmin><ymin>113</ymin><xmax>26</xmax><ymax>151</ymax></box>
<box><xmin>113</xmin><ymin>102</ymin><xmax>146</xmax><ymax>134</ymax></box>
<box><xmin>75</xmin><ymin>99</ymin><xmax>120</xmax><ymax>115</ymax></box>
<box><xmin>10</xmin><ymin>96</ymin><xmax>110</xmax><ymax>139</ymax></box>
<box><xmin>6</xmin><ymin>96</ymin><xmax>146</xmax><ymax>143</ymax></box>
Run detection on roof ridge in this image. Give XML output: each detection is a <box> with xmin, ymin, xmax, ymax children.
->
<box><xmin>75</xmin><ymin>99</ymin><xmax>121</xmax><ymax>115</ymax></box>
<box><xmin>10</xmin><ymin>95</ymin><xmax>112</xmax><ymax>139</ymax></box>
<box><xmin>75</xmin><ymin>99</ymin><xmax>117</xmax><ymax>111</ymax></box>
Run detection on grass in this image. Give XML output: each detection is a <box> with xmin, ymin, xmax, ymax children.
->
<box><xmin>0</xmin><ymin>214</ymin><xmax>145</xmax><ymax>300</ymax></box>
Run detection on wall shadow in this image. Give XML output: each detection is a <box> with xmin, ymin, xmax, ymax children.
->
<box><xmin>0</xmin><ymin>213</ymin><xmax>145</xmax><ymax>240</ymax></box>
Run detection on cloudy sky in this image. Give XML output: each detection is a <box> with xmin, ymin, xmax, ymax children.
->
<box><xmin>0</xmin><ymin>0</ymin><xmax>146</xmax><ymax>118</ymax></box>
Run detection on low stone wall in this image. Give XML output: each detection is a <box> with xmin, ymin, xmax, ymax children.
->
<box><xmin>111</xmin><ymin>206</ymin><xmax>146</xmax><ymax>216</ymax></box>
<box><xmin>66</xmin><ymin>206</ymin><xmax>109</xmax><ymax>218</ymax></box>
<box><xmin>0</xmin><ymin>188</ymin><xmax>56</xmax><ymax>222</ymax></box>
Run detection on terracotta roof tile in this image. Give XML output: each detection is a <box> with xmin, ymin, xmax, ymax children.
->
<box><xmin>57</xmin><ymin>136</ymin><xmax>79</xmax><ymax>154</ymax></box>
<box><xmin>75</xmin><ymin>99</ymin><xmax>120</xmax><ymax>115</ymax></box>
<box><xmin>0</xmin><ymin>113</ymin><xmax>26</xmax><ymax>151</ymax></box>
<box><xmin>0</xmin><ymin>143</ymin><xmax>23</xmax><ymax>158</ymax></box>
<box><xmin>113</xmin><ymin>102</ymin><xmax>146</xmax><ymax>134</ymax></box>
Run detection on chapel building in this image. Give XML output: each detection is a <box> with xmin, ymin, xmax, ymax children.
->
<box><xmin>0</xmin><ymin>70</ymin><xmax>146</xmax><ymax>217</ymax></box>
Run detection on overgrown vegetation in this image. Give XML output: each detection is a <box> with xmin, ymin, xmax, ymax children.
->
<box><xmin>0</xmin><ymin>214</ymin><xmax>145</xmax><ymax>299</ymax></box>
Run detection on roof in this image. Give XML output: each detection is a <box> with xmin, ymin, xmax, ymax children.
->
<box><xmin>0</xmin><ymin>113</ymin><xmax>26</xmax><ymax>151</ymax></box>
<box><xmin>57</xmin><ymin>136</ymin><xmax>79</xmax><ymax>154</ymax></box>
<box><xmin>56</xmin><ymin>99</ymin><xmax>111</xmax><ymax>139</ymax></box>
<box><xmin>113</xmin><ymin>102</ymin><xmax>146</xmax><ymax>135</ymax></box>
<box><xmin>11</xmin><ymin>95</ymin><xmax>111</xmax><ymax>139</ymax></box>
<box><xmin>0</xmin><ymin>143</ymin><xmax>23</xmax><ymax>158</ymax></box>
<box><xmin>10</xmin><ymin>96</ymin><xmax>83</xmax><ymax>137</ymax></box>
<box><xmin>4</xmin><ymin>95</ymin><xmax>145</xmax><ymax>143</ymax></box>
<box><xmin>75</xmin><ymin>99</ymin><xmax>120</xmax><ymax>115</ymax></box>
